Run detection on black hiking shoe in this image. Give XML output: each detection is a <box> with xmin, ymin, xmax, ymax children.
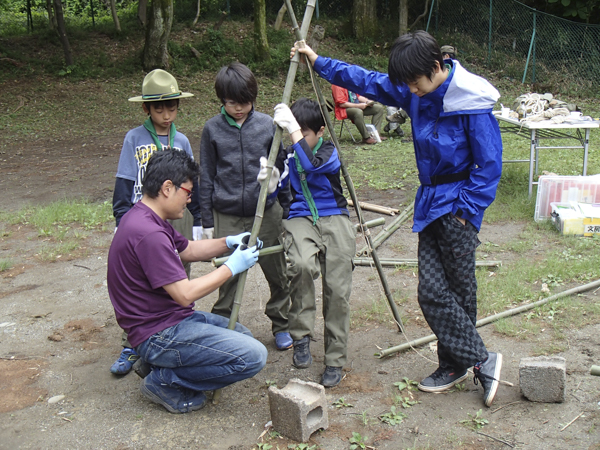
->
<box><xmin>473</xmin><ymin>352</ymin><xmax>503</xmax><ymax>407</ymax></box>
<box><xmin>320</xmin><ymin>366</ymin><xmax>343</xmax><ymax>387</ymax></box>
<box><xmin>133</xmin><ymin>358</ymin><xmax>152</xmax><ymax>379</ymax></box>
<box><xmin>418</xmin><ymin>367</ymin><xmax>468</xmax><ymax>393</ymax></box>
<box><xmin>292</xmin><ymin>336</ymin><xmax>312</xmax><ymax>369</ymax></box>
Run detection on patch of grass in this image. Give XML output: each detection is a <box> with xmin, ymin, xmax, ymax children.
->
<box><xmin>0</xmin><ymin>258</ymin><xmax>14</xmax><ymax>272</ymax></box>
<box><xmin>37</xmin><ymin>240</ymin><xmax>81</xmax><ymax>262</ymax></box>
<box><xmin>459</xmin><ymin>409</ymin><xmax>488</xmax><ymax>430</ymax></box>
<box><xmin>4</xmin><ymin>199</ymin><xmax>112</xmax><ymax>236</ymax></box>
<box><xmin>350</xmin><ymin>296</ymin><xmax>391</xmax><ymax>327</ymax></box>
<box><xmin>393</xmin><ymin>377</ymin><xmax>418</xmax><ymax>392</ymax></box>
<box><xmin>349</xmin><ymin>431</ymin><xmax>368</xmax><ymax>450</ymax></box>
<box><xmin>332</xmin><ymin>397</ymin><xmax>353</xmax><ymax>408</ymax></box>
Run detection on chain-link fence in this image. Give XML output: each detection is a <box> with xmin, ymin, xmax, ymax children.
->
<box><xmin>427</xmin><ymin>0</ymin><xmax>600</xmax><ymax>90</ymax></box>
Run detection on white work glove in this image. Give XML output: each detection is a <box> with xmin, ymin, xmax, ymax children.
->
<box><xmin>273</xmin><ymin>103</ymin><xmax>301</xmax><ymax>134</ymax></box>
<box><xmin>193</xmin><ymin>226</ymin><xmax>203</xmax><ymax>241</ymax></box>
<box><xmin>223</xmin><ymin>245</ymin><xmax>259</xmax><ymax>276</ymax></box>
<box><xmin>257</xmin><ymin>156</ymin><xmax>281</xmax><ymax>194</ymax></box>
<box><xmin>226</xmin><ymin>232</ymin><xmax>263</xmax><ymax>250</ymax></box>
<box><xmin>202</xmin><ymin>227</ymin><xmax>214</xmax><ymax>240</ymax></box>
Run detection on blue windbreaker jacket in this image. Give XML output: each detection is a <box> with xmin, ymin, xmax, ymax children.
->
<box><xmin>314</xmin><ymin>57</ymin><xmax>503</xmax><ymax>232</ymax></box>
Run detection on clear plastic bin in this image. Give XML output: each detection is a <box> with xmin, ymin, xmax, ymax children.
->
<box><xmin>534</xmin><ymin>175</ymin><xmax>600</xmax><ymax>222</ymax></box>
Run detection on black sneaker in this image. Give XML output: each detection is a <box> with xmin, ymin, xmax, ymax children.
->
<box><xmin>418</xmin><ymin>367</ymin><xmax>468</xmax><ymax>393</ymax></box>
<box><xmin>292</xmin><ymin>336</ymin><xmax>312</xmax><ymax>369</ymax></box>
<box><xmin>473</xmin><ymin>352</ymin><xmax>503</xmax><ymax>407</ymax></box>
<box><xmin>133</xmin><ymin>358</ymin><xmax>152</xmax><ymax>379</ymax></box>
<box><xmin>320</xmin><ymin>366</ymin><xmax>343</xmax><ymax>387</ymax></box>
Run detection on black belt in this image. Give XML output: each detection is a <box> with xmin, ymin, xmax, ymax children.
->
<box><xmin>419</xmin><ymin>170</ymin><xmax>470</xmax><ymax>186</ymax></box>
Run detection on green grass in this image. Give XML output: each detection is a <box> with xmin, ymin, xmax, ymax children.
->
<box><xmin>2</xmin><ymin>199</ymin><xmax>112</xmax><ymax>235</ymax></box>
<box><xmin>0</xmin><ymin>258</ymin><xmax>13</xmax><ymax>272</ymax></box>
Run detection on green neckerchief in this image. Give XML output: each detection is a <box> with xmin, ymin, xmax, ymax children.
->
<box><xmin>143</xmin><ymin>117</ymin><xmax>176</xmax><ymax>150</ymax></box>
<box><xmin>221</xmin><ymin>106</ymin><xmax>241</xmax><ymax>129</ymax></box>
<box><xmin>295</xmin><ymin>137</ymin><xmax>323</xmax><ymax>225</ymax></box>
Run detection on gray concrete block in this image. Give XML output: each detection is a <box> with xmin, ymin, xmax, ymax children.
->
<box><xmin>268</xmin><ymin>378</ymin><xmax>328</xmax><ymax>443</ymax></box>
<box><xmin>519</xmin><ymin>356</ymin><xmax>566</xmax><ymax>403</ymax></box>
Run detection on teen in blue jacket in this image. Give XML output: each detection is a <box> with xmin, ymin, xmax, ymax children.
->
<box><xmin>293</xmin><ymin>31</ymin><xmax>504</xmax><ymax>406</ymax></box>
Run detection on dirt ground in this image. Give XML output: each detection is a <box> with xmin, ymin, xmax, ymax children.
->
<box><xmin>1</xmin><ymin>135</ymin><xmax>600</xmax><ymax>450</ymax></box>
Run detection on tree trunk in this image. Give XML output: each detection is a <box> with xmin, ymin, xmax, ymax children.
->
<box><xmin>352</xmin><ymin>0</ymin><xmax>378</xmax><ymax>40</ymax></box>
<box><xmin>399</xmin><ymin>0</ymin><xmax>408</xmax><ymax>36</ymax></box>
<box><xmin>137</xmin><ymin>0</ymin><xmax>148</xmax><ymax>29</ymax></box>
<box><xmin>273</xmin><ymin>3</ymin><xmax>286</xmax><ymax>30</ymax></box>
<box><xmin>300</xmin><ymin>24</ymin><xmax>324</xmax><ymax>72</ymax></box>
<box><xmin>26</xmin><ymin>0</ymin><xmax>34</xmax><ymax>32</ymax></box>
<box><xmin>143</xmin><ymin>0</ymin><xmax>173</xmax><ymax>71</ymax></box>
<box><xmin>53</xmin><ymin>0</ymin><xmax>73</xmax><ymax>66</ymax></box>
<box><xmin>191</xmin><ymin>0</ymin><xmax>200</xmax><ymax>27</ymax></box>
<box><xmin>47</xmin><ymin>0</ymin><xmax>57</xmax><ymax>30</ymax></box>
<box><xmin>109</xmin><ymin>0</ymin><xmax>121</xmax><ymax>32</ymax></box>
<box><xmin>253</xmin><ymin>0</ymin><xmax>270</xmax><ymax>62</ymax></box>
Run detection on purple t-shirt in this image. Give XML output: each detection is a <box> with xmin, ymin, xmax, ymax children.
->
<box><xmin>107</xmin><ymin>202</ymin><xmax>192</xmax><ymax>347</ymax></box>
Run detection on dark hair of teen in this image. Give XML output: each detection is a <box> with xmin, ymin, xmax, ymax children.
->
<box><xmin>214</xmin><ymin>62</ymin><xmax>258</xmax><ymax>105</ymax></box>
<box><xmin>388</xmin><ymin>31</ymin><xmax>444</xmax><ymax>85</ymax></box>
<box><xmin>142</xmin><ymin>149</ymin><xmax>199</xmax><ymax>198</ymax></box>
<box><xmin>142</xmin><ymin>99</ymin><xmax>180</xmax><ymax>113</ymax></box>
<box><xmin>290</xmin><ymin>97</ymin><xmax>325</xmax><ymax>134</ymax></box>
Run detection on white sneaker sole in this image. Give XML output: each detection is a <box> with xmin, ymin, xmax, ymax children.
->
<box><xmin>484</xmin><ymin>353</ymin><xmax>503</xmax><ymax>407</ymax></box>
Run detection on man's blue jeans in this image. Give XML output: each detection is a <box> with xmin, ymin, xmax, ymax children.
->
<box><xmin>135</xmin><ymin>311</ymin><xmax>267</xmax><ymax>392</ymax></box>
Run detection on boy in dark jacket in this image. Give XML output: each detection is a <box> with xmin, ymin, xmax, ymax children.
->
<box><xmin>270</xmin><ymin>98</ymin><xmax>356</xmax><ymax>387</ymax></box>
<box><xmin>199</xmin><ymin>62</ymin><xmax>292</xmax><ymax>350</ymax></box>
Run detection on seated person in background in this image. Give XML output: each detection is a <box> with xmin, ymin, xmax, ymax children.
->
<box><xmin>441</xmin><ymin>45</ymin><xmax>457</xmax><ymax>60</ymax></box>
<box><xmin>331</xmin><ymin>84</ymin><xmax>386</xmax><ymax>145</ymax></box>
<box><xmin>107</xmin><ymin>149</ymin><xmax>267</xmax><ymax>414</ymax></box>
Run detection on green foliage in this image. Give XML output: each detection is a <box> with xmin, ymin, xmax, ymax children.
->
<box><xmin>393</xmin><ymin>377</ymin><xmax>419</xmax><ymax>392</ymax></box>
<box><xmin>0</xmin><ymin>258</ymin><xmax>13</xmax><ymax>272</ymax></box>
<box><xmin>349</xmin><ymin>432</ymin><xmax>367</xmax><ymax>450</ymax></box>
<box><xmin>378</xmin><ymin>406</ymin><xmax>407</xmax><ymax>426</ymax></box>
<box><xmin>254</xmin><ymin>443</ymin><xmax>272</xmax><ymax>450</ymax></box>
<box><xmin>395</xmin><ymin>395</ymin><xmax>420</xmax><ymax>409</ymax></box>
<box><xmin>460</xmin><ymin>409</ymin><xmax>489</xmax><ymax>430</ymax></box>
<box><xmin>332</xmin><ymin>397</ymin><xmax>354</xmax><ymax>408</ymax></box>
<box><xmin>288</xmin><ymin>444</ymin><xmax>318</xmax><ymax>450</ymax></box>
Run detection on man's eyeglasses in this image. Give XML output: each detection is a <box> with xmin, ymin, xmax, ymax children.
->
<box><xmin>178</xmin><ymin>186</ymin><xmax>193</xmax><ymax>199</ymax></box>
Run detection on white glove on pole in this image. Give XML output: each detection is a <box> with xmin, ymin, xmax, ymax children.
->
<box><xmin>273</xmin><ymin>103</ymin><xmax>301</xmax><ymax>135</ymax></box>
<box><xmin>193</xmin><ymin>226</ymin><xmax>203</xmax><ymax>241</ymax></box>
<box><xmin>202</xmin><ymin>227</ymin><xmax>214</xmax><ymax>240</ymax></box>
<box><xmin>256</xmin><ymin>156</ymin><xmax>281</xmax><ymax>194</ymax></box>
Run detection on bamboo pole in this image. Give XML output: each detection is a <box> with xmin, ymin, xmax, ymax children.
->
<box><xmin>287</xmin><ymin>6</ymin><xmax>403</xmax><ymax>332</ymax></box>
<box><xmin>376</xmin><ymin>278</ymin><xmax>600</xmax><ymax>358</ymax></box>
<box><xmin>212</xmin><ymin>0</ymin><xmax>317</xmax><ymax>405</ymax></box>
<box><xmin>212</xmin><ymin>218</ymin><xmax>386</xmax><ymax>268</ymax></box>
<box><xmin>357</xmin><ymin>203</ymin><xmax>414</xmax><ymax>256</ymax></box>
<box><xmin>353</xmin><ymin>258</ymin><xmax>502</xmax><ymax>268</ymax></box>
<box><xmin>347</xmin><ymin>199</ymin><xmax>399</xmax><ymax>216</ymax></box>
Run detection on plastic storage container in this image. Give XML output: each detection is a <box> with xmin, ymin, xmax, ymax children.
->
<box><xmin>534</xmin><ymin>175</ymin><xmax>600</xmax><ymax>222</ymax></box>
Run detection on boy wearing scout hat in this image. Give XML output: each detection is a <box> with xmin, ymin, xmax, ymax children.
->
<box><xmin>110</xmin><ymin>69</ymin><xmax>202</xmax><ymax>376</ymax></box>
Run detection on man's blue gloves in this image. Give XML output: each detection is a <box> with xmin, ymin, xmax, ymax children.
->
<box><xmin>226</xmin><ymin>232</ymin><xmax>263</xmax><ymax>250</ymax></box>
<box><xmin>224</xmin><ymin>245</ymin><xmax>260</xmax><ymax>276</ymax></box>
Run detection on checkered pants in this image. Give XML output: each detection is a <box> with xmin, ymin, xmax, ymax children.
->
<box><xmin>417</xmin><ymin>213</ymin><xmax>488</xmax><ymax>371</ymax></box>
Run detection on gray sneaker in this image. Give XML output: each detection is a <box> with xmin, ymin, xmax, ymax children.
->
<box><xmin>292</xmin><ymin>336</ymin><xmax>312</xmax><ymax>369</ymax></box>
<box><xmin>140</xmin><ymin>371</ymin><xmax>207</xmax><ymax>414</ymax></box>
<box><xmin>418</xmin><ymin>367</ymin><xmax>468</xmax><ymax>392</ymax></box>
<box><xmin>473</xmin><ymin>352</ymin><xmax>503</xmax><ymax>407</ymax></box>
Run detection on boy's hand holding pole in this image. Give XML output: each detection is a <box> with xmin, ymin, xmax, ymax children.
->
<box><xmin>257</xmin><ymin>157</ymin><xmax>281</xmax><ymax>194</ymax></box>
<box><xmin>273</xmin><ymin>103</ymin><xmax>303</xmax><ymax>145</ymax></box>
<box><xmin>202</xmin><ymin>227</ymin><xmax>214</xmax><ymax>240</ymax></box>
<box><xmin>291</xmin><ymin>41</ymin><xmax>318</xmax><ymax>66</ymax></box>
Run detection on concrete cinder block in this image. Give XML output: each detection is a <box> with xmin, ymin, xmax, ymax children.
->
<box><xmin>519</xmin><ymin>356</ymin><xmax>566</xmax><ymax>403</ymax></box>
<box><xmin>268</xmin><ymin>378</ymin><xmax>329</xmax><ymax>442</ymax></box>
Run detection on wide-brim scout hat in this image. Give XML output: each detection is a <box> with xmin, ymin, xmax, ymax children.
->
<box><xmin>440</xmin><ymin>45</ymin><xmax>456</xmax><ymax>55</ymax></box>
<box><xmin>128</xmin><ymin>69</ymin><xmax>194</xmax><ymax>102</ymax></box>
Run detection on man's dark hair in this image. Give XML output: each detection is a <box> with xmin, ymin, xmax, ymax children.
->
<box><xmin>290</xmin><ymin>97</ymin><xmax>325</xmax><ymax>134</ymax></box>
<box><xmin>215</xmin><ymin>62</ymin><xmax>258</xmax><ymax>105</ymax></box>
<box><xmin>142</xmin><ymin>149</ymin><xmax>199</xmax><ymax>198</ymax></box>
<box><xmin>388</xmin><ymin>31</ymin><xmax>444</xmax><ymax>85</ymax></box>
<box><xmin>142</xmin><ymin>99</ymin><xmax>180</xmax><ymax>113</ymax></box>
